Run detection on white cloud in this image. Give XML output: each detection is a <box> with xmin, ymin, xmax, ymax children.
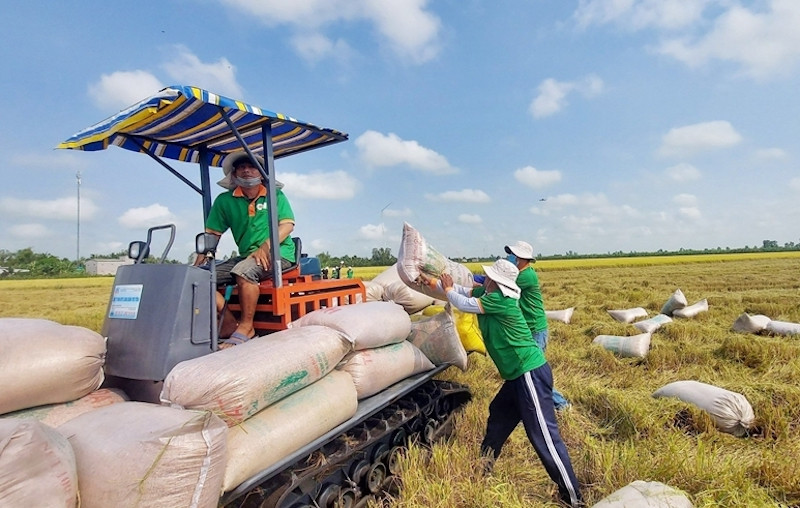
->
<box><xmin>355</xmin><ymin>130</ymin><xmax>456</xmax><ymax>174</ymax></box>
<box><xmin>279</xmin><ymin>171</ymin><xmax>360</xmax><ymax>199</ymax></box>
<box><xmin>514</xmin><ymin>166</ymin><xmax>562</xmax><ymax>188</ymax></box>
<box><xmin>658</xmin><ymin>121</ymin><xmax>742</xmax><ymax>158</ymax></box>
<box><xmin>574</xmin><ymin>0</ymin><xmax>713</xmax><ymax>31</ymax></box>
<box><xmin>754</xmin><ymin>148</ymin><xmax>787</xmax><ymax>160</ymax></box>
<box><xmin>426</xmin><ymin>189</ymin><xmax>490</xmax><ymax>203</ymax></box>
<box><xmin>118</xmin><ymin>204</ymin><xmax>176</xmax><ymax>229</ymax></box>
<box><xmin>161</xmin><ymin>45</ymin><xmax>243</xmax><ymax>98</ymax></box>
<box><xmin>383</xmin><ymin>207</ymin><xmax>412</xmax><ymax>217</ymax></box>
<box><xmin>88</xmin><ymin>71</ymin><xmax>165</xmax><ymax>111</ymax></box>
<box><xmin>790</xmin><ymin>177</ymin><xmax>800</xmax><ymax>191</ymax></box>
<box><xmin>9</xmin><ymin>223</ymin><xmax>50</xmax><ymax>239</ymax></box>
<box><xmin>665</xmin><ymin>162</ymin><xmax>701</xmax><ymax>182</ymax></box>
<box><xmin>679</xmin><ymin>207</ymin><xmax>702</xmax><ymax>219</ymax></box>
<box><xmin>0</xmin><ymin>197</ymin><xmax>98</xmax><ymax>221</ymax></box>
<box><xmin>656</xmin><ymin>0</ymin><xmax>800</xmax><ymax>80</ymax></box>
<box><xmin>220</xmin><ymin>0</ymin><xmax>442</xmax><ymax>63</ymax></box>
<box><xmin>530</xmin><ymin>75</ymin><xmax>604</xmax><ymax>118</ymax></box>
<box><xmin>673</xmin><ymin>193</ymin><xmax>697</xmax><ymax>206</ymax></box>
<box><xmin>358</xmin><ymin>223</ymin><xmax>387</xmax><ymax>240</ymax></box>
<box><xmin>290</xmin><ymin>33</ymin><xmax>353</xmax><ymax>64</ymax></box>
<box><xmin>458</xmin><ymin>214</ymin><xmax>482</xmax><ymax>224</ymax></box>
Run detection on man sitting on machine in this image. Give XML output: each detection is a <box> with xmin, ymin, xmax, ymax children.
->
<box><xmin>194</xmin><ymin>151</ymin><xmax>296</xmax><ymax>348</ymax></box>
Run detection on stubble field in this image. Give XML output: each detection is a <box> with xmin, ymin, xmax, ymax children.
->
<box><xmin>1</xmin><ymin>252</ymin><xmax>798</xmax><ymax>507</ymax></box>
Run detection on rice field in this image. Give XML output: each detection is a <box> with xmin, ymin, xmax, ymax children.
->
<box><xmin>1</xmin><ymin>253</ymin><xmax>799</xmax><ymax>507</ymax></box>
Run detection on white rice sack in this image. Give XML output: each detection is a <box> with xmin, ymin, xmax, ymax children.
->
<box><xmin>2</xmin><ymin>388</ymin><xmax>128</xmax><ymax>428</ymax></box>
<box><xmin>765</xmin><ymin>320</ymin><xmax>800</xmax><ymax>336</ymax></box>
<box><xmin>363</xmin><ymin>280</ymin><xmax>385</xmax><ymax>302</ymax></box>
<box><xmin>407</xmin><ymin>305</ymin><xmax>468</xmax><ymax>371</ymax></box>
<box><xmin>591</xmin><ymin>480</ymin><xmax>693</xmax><ymax>508</ymax></box>
<box><xmin>161</xmin><ymin>325</ymin><xmax>351</xmax><ymax>425</ymax></box>
<box><xmin>383</xmin><ymin>279</ymin><xmax>437</xmax><ymax>315</ymax></box>
<box><xmin>732</xmin><ymin>313</ymin><xmax>771</xmax><ymax>334</ymax></box>
<box><xmin>58</xmin><ymin>402</ymin><xmax>227</xmax><ymax>508</ymax></box>
<box><xmin>396</xmin><ymin>222</ymin><xmax>474</xmax><ymax>300</ymax></box>
<box><xmin>652</xmin><ymin>380</ymin><xmax>755</xmax><ymax>437</ymax></box>
<box><xmin>289</xmin><ymin>301</ymin><xmax>411</xmax><ymax>350</ymax></box>
<box><xmin>632</xmin><ymin>314</ymin><xmax>672</xmax><ymax>334</ymax></box>
<box><xmin>592</xmin><ymin>332</ymin><xmax>652</xmax><ymax>358</ymax></box>
<box><xmin>0</xmin><ymin>318</ymin><xmax>106</xmax><ymax>415</ymax></box>
<box><xmin>546</xmin><ymin>307</ymin><xmax>575</xmax><ymax>324</ymax></box>
<box><xmin>371</xmin><ymin>263</ymin><xmax>402</xmax><ymax>286</ymax></box>
<box><xmin>673</xmin><ymin>299</ymin><xmax>709</xmax><ymax>319</ymax></box>
<box><xmin>339</xmin><ymin>341</ymin><xmax>435</xmax><ymax>399</ymax></box>
<box><xmin>660</xmin><ymin>289</ymin><xmax>688</xmax><ymax>316</ymax></box>
<box><xmin>223</xmin><ymin>370</ymin><xmax>357</xmax><ymax>492</ymax></box>
<box><xmin>0</xmin><ymin>418</ymin><xmax>78</xmax><ymax>508</ymax></box>
<box><xmin>607</xmin><ymin>307</ymin><xmax>648</xmax><ymax>324</ymax></box>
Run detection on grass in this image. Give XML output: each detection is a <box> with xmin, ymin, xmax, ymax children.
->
<box><xmin>2</xmin><ymin>254</ymin><xmax>799</xmax><ymax>507</ymax></box>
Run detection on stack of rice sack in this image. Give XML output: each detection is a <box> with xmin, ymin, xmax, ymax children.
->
<box><xmin>0</xmin><ymin>318</ymin><xmax>106</xmax><ymax>506</ymax></box>
<box><xmin>0</xmin><ymin>318</ymin><xmax>229</xmax><ymax>508</ymax></box>
<box><xmin>160</xmin><ymin>322</ymin><xmax>358</xmax><ymax>493</ymax></box>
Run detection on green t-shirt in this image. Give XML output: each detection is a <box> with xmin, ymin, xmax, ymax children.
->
<box><xmin>474</xmin><ymin>287</ymin><xmax>546</xmax><ymax>380</ymax></box>
<box><xmin>205</xmin><ymin>187</ymin><xmax>295</xmax><ymax>261</ymax></box>
<box><xmin>517</xmin><ymin>265</ymin><xmax>548</xmax><ymax>333</ymax></box>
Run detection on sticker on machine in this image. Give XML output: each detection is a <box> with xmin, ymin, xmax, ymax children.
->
<box><xmin>108</xmin><ymin>284</ymin><xmax>143</xmax><ymax>319</ymax></box>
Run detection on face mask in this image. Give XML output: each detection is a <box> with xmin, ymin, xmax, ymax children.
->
<box><xmin>234</xmin><ymin>176</ymin><xmax>263</xmax><ymax>188</ymax></box>
<box><xmin>506</xmin><ymin>254</ymin><xmax>517</xmax><ymax>264</ymax></box>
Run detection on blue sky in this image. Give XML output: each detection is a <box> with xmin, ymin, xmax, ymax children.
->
<box><xmin>2</xmin><ymin>0</ymin><xmax>799</xmax><ymax>261</ymax></box>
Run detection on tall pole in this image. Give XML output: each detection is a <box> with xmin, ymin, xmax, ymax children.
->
<box><xmin>76</xmin><ymin>170</ymin><xmax>81</xmax><ymax>262</ymax></box>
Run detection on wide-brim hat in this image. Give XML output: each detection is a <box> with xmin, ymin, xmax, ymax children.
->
<box><xmin>217</xmin><ymin>150</ymin><xmax>284</xmax><ymax>190</ymax></box>
<box><xmin>505</xmin><ymin>240</ymin><xmax>535</xmax><ymax>261</ymax></box>
<box><xmin>482</xmin><ymin>259</ymin><xmax>521</xmax><ymax>299</ymax></box>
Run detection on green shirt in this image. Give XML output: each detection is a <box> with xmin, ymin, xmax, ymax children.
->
<box><xmin>517</xmin><ymin>265</ymin><xmax>548</xmax><ymax>333</ymax></box>
<box><xmin>473</xmin><ymin>287</ymin><xmax>546</xmax><ymax>380</ymax></box>
<box><xmin>205</xmin><ymin>186</ymin><xmax>295</xmax><ymax>261</ymax></box>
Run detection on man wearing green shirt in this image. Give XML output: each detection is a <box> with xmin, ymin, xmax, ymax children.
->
<box><xmin>505</xmin><ymin>240</ymin><xmax>570</xmax><ymax>410</ymax></box>
<box><xmin>194</xmin><ymin>151</ymin><xmax>296</xmax><ymax>347</ymax></box>
<box><xmin>425</xmin><ymin>259</ymin><xmax>582</xmax><ymax>507</ymax></box>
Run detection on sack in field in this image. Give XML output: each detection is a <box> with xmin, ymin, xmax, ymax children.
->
<box><xmin>673</xmin><ymin>299</ymin><xmax>709</xmax><ymax>319</ymax></box>
<box><xmin>660</xmin><ymin>289</ymin><xmax>688</xmax><ymax>316</ymax></box>
<box><xmin>546</xmin><ymin>307</ymin><xmax>575</xmax><ymax>324</ymax></box>
<box><xmin>765</xmin><ymin>320</ymin><xmax>800</xmax><ymax>336</ymax></box>
<box><xmin>407</xmin><ymin>305</ymin><xmax>468</xmax><ymax>371</ymax></box>
<box><xmin>396</xmin><ymin>222</ymin><xmax>474</xmax><ymax>300</ymax></box>
<box><xmin>632</xmin><ymin>314</ymin><xmax>672</xmax><ymax>334</ymax></box>
<box><xmin>0</xmin><ymin>318</ymin><xmax>106</xmax><ymax>415</ymax></box>
<box><xmin>732</xmin><ymin>313</ymin><xmax>771</xmax><ymax>334</ymax></box>
<box><xmin>339</xmin><ymin>341</ymin><xmax>434</xmax><ymax>399</ymax></box>
<box><xmin>607</xmin><ymin>307</ymin><xmax>648</xmax><ymax>324</ymax></box>
<box><xmin>161</xmin><ymin>325</ymin><xmax>351</xmax><ymax>425</ymax></box>
<box><xmin>223</xmin><ymin>370</ymin><xmax>357</xmax><ymax>492</ymax></box>
<box><xmin>0</xmin><ymin>418</ymin><xmax>78</xmax><ymax>508</ymax></box>
<box><xmin>2</xmin><ymin>388</ymin><xmax>128</xmax><ymax>428</ymax></box>
<box><xmin>591</xmin><ymin>480</ymin><xmax>693</xmax><ymax>508</ymax></box>
<box><xmin>289</xmin><ymin>301</ymin><xmax>410</xmax><ymax>350</ymax></box>
<box><xmin>57</xmin><ymin>402</ymin><xmax>227</xmax><ymax>508</ymax></box>
<box><xmin>652</xmin><ymin>380</ymin><xmax>754</xmax><ymax>437</ymax></box>
<box><xmin>592</xmin><ymin>332</ymin><xmax>651</xmax><ymax>358</ymax></box>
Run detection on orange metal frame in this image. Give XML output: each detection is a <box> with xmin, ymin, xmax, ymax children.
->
<box><xmin>227</xmin><ymin>272</ymin><xmax>366</xmax><ymax>334</ymax></box>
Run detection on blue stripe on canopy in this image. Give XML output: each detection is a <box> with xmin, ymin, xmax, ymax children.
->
<box><xmin>57</xmin><ymin>85</ymin><xmax>348</xmax><ymax>165</ymax></box>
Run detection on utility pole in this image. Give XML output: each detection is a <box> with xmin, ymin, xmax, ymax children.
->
<box><xmin>76</xmin><ymin>170</ymin><xmax>81</xmax><ymax>262</ymax></box>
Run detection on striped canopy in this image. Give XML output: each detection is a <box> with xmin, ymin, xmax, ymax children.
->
<box><xmin>57</xmin><ymin>85</ymin><xmax>348</xmax><ymax>166</ymax></box>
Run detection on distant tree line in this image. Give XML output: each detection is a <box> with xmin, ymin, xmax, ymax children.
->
<box><xmin>1</xmin><ymin>239</ymin><xmax>797</xmax><ymax>279</ymax></box>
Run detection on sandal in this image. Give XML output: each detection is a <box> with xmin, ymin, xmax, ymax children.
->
<box><xmin>221</xmin><ymin>331</ymin><xmax>256</xmax><ymax>347</ymax></box>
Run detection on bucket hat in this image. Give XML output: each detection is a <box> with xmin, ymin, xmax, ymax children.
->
<box><xmin>482</xmin><ymin>259</ymin><xmax>521</xmax><ymax>299</ymax></box>
<box><xmin>504</xmin><ymin>240</ymin><xmax>535</xmax><ymax>261</ymax></box>
<box><xmin>217</xmin><ymin>150</ymin><xmax>284</xmax><ymax>190</ymax></box>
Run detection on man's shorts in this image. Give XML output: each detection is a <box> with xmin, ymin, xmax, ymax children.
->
<box><xmin>214</xmin><ymin>256</ymin><xmax>292</xmax><ymax>285</ymax></box>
